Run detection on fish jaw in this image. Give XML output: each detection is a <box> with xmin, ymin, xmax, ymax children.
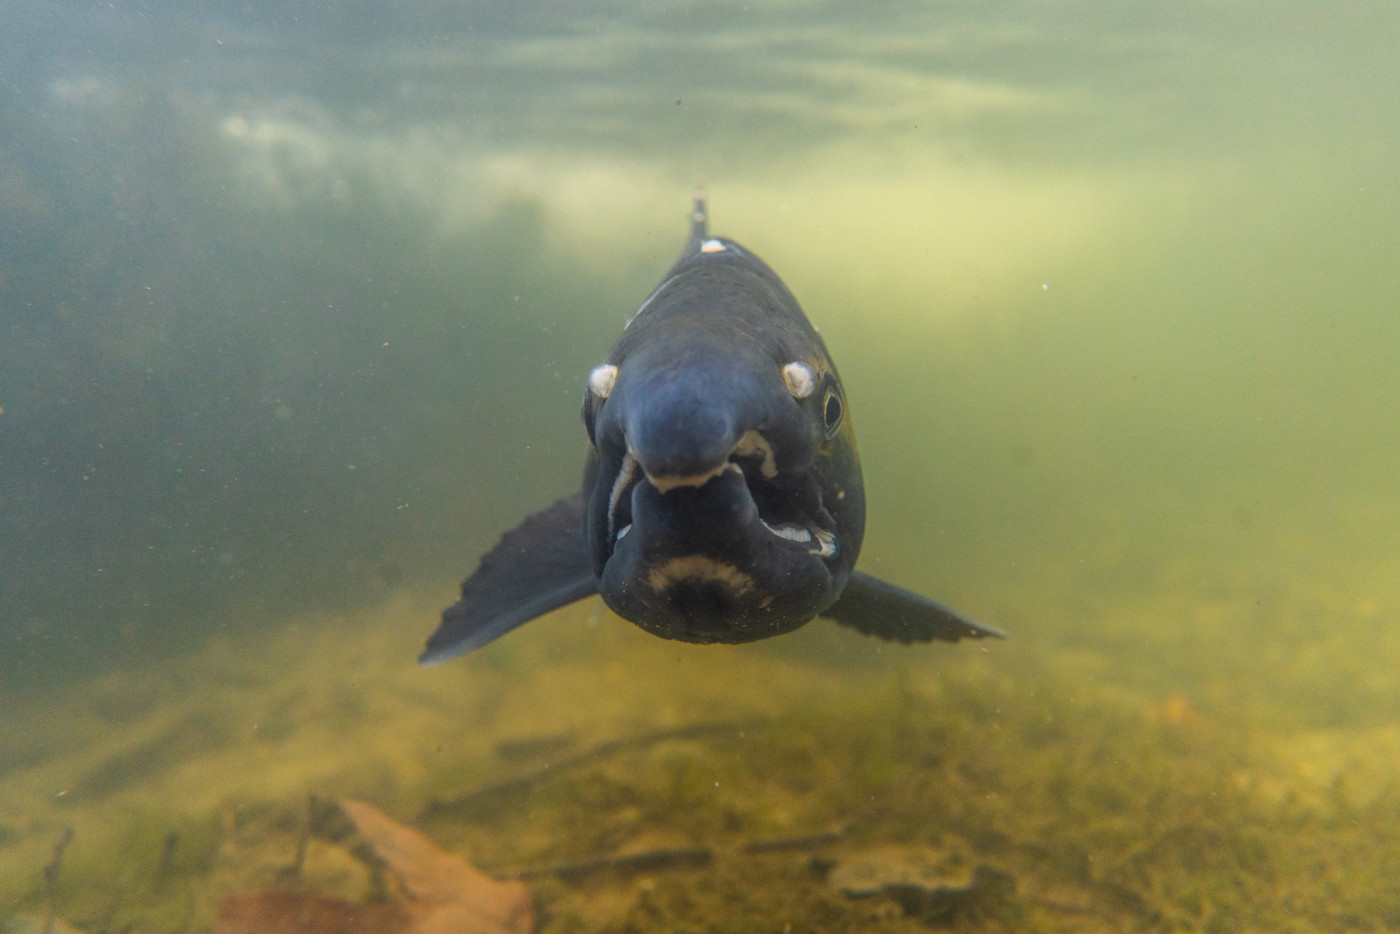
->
<box><xmin>597</xmin><ymin>461</ymin><xmax>841</xmax><ymax>643</ymax></box>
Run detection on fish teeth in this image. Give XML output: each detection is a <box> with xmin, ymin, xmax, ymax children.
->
<box><xmin>808</xmin><ymin>527</ymin><xmax>837</xmax><ymax>558</ymax></box>
<box><xmin>761</xmin><ymin>520</ymin><xmax>812</xmax><ymax>544</ymax></box>
<box><xmin>615</xmin><ymin>523</ymin><xmax>632</xmax><ymax>542</ymax></box>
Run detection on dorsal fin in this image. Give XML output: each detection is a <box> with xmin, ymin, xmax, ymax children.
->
<box><xmin>627</xmin><ymin>188</ymin><xmax>717</xmax><ymax>328</ymax></box>
<box><xmin>681</xmin><ymin>186</ymin><xmax>708</xmax><ymax>258</ymax></box>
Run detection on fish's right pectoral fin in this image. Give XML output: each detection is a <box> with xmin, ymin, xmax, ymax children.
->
<box><xmin>824</xmin><ymin>571</ymin><xmax>1006</xmax><ymax>644</ymax></box>
<box><xmin>420</xmin><ymin>492</ymin><xmax>597</xmax><ymax>664</ymax></box>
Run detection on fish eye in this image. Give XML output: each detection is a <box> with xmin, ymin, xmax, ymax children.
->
<box><xmin>822</xmin><ymin>387</ymin><xmax>843</xmax><ymax>435</ymax></box>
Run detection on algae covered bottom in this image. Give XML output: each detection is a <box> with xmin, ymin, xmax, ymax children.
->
<box><xmin>2</xmin><ymin>591</ymin><xmax>1398</xmax><ymax>932</ymax></box>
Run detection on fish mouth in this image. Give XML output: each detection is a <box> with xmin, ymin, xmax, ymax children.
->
<box><xmin>604</xmin><ymin>433</ymin><xmax>837</xmax><ymax>563</ymax></box>
<box><xmin>597</xmin><ymin>436</ymin><xmax>841</xmax><ymax>643</ymax></box>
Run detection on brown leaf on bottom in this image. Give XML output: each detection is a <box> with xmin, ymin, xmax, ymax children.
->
<box><xmin>214</xmin><ymin>799</ymin><xmax>534</xmax><ymax>934</ymax></box>
<box><xmin>339</xmin><ymin>799</ymin><xmax>535</xmax><ymax>934</ymax></box>
<box><xmin>215</xmin><ymin>892</ymin><xmax>409</xmax><ymax>934</ymax></box>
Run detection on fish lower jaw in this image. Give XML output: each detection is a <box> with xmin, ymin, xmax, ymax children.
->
<box><xmin>614</xmin><ymin>513</ymin><xmax>834</xmax><ymax>559</ymax></box>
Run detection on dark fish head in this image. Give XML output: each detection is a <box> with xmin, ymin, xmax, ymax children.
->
<box><xmin>580</xmin><ymin>244</ymin><xmax>864</xmax><ymax>643</ymax></box>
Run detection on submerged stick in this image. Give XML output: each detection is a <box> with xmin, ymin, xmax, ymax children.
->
<box><xmin>512</xmin><ymin>829</ymin><xmax>844</xmax><ymax>882</ymax></box>
<box><xmin>155</xmin><ymin>830</ymin><xmax>179</xmax><ymax>884</ymax></box>
<box><xmin>42</xmin><ymin>826</ymin><xmax>74</xmax><ymax>934</ymax></box>
<box><xmin>742</xmin><ymin>830</ymin><xmax>846</xmax><ymax>854</ymax></box>
<box><xmin>419</xmin><ymin>720</ymin><xmax>752</xmax><ymax>821</ymax></box>
<box><xmin>514</xmin><ymin>846</ymin><xmax>713</xmax><ymax>882</ymax></box>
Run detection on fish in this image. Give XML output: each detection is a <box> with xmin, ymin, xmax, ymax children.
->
<box><xmin>421</xmin><ymin>191</ymin><xmax>1004</xmax><ymax>664</ymax></box>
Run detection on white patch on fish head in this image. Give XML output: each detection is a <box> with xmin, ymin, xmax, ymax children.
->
<box><xmin>588</xmin><ymin>363</ymin><xmax>618</xmax><ymax>399</ymax></box>
<box><xmin>781</xmin><ymin>361</ymin><xmax>817</xmax><ymax>399</ymax></box>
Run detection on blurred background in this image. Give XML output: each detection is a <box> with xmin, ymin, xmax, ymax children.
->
<box><xmin>1</xmin><ymin>0</ymin><xmax>1397</xmax><ymax>745</ymax></box>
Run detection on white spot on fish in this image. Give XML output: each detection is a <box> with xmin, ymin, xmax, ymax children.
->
<box><xmin>781</xmin><ymin>361</ymin><xmax>817</xmax><ymax>399</ymax></box>
<box><xmin>700</xmin><ymin>239</ymin><xmax>727</xmax><ymax>253</ymax></box>
<box><xmin>588</xmin><ymin>363</ymin><xmax>618</xmax><ymax>399</ymax></box>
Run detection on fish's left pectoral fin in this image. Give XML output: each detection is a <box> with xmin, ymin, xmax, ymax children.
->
<box><xmin>824</xmin><ymin>571</ymin><xmax>1006</xmax><ymax>644</ymax></box>
<box><xmin>420</xmin><ymin>493</ymin><xmax>598</xmax><ymax>665</ymax></box>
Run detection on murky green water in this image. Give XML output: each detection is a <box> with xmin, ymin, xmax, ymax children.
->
<box><xmin>2</xmin><ymin>2</ymin><xmax>1398</xmax><ymax>931</ymax></box>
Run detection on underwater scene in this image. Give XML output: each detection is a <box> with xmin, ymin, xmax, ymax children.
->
<box><xmin>2</xmin><ymin>1</ymin><xmax>1398</xmax><ymax>931</ymax></box>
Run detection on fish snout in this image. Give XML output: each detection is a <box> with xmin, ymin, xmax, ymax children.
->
<box><xmin>623</xmin><ymin>391</ymin><xmax>744</xmax><ymax>493</ymax></box>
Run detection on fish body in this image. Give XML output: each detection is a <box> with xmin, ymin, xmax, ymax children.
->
<box><xmin>422</xmin><ymin>193</ymin><xmax>1002</xmax><ymax>664</ymax></box>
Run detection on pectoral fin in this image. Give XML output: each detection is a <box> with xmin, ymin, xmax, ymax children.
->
<box><xmin>420</xmin><ymin>493</ymin><xmax>597</xmax><ymax>664</ymax></box>
<box><xmin>825</xmin><ymin>571</ymin><xmax>1006</xmax><ymax>643</ymax></box>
